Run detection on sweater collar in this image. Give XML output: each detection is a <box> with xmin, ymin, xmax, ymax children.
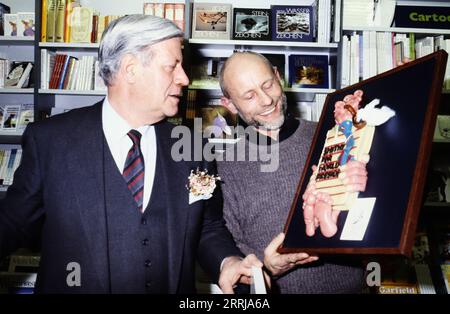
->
<box><xmin>244</xmin><ymin>114</ymin><xmax>300</xmax><ymax>146</ymax></box>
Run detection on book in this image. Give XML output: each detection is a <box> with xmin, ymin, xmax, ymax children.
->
<box><xmin>271</xmin><ymin>4</ymin><xmax>317</xmax><ymax>42</ymax></box>
<box><xmin>3</xmin><ymin>13</ymin><xmax>17</xmax><ymax>36</ymax></box>
<box><xmin>173</xmin><ymin>3</ymin><xmax>185</xmax><ymax>32</ymax></box>
<box><xmin>69</xmin><ymin>6</ymin><xmax>93</xmax><ymax>43</ymax></box>
<box><xmin>198</xmin><ymin>101</ymin><xmax>238</xmax><ymax>140</ymax></box>
<box><xmin>192</xmin><ymin>3</ymin><xmax>231</xmax><ymax>40</ymax></box>
<box><xmin>289</xmin><ymin>54</ymin><xmax>329</xmax><ymax>89</ymax></box>
<box><xmin>1</xmin><ymin>105</ymin><xmax>20</xmax><ymax>130</ymax></box>
<box><xmin>16</xmin><ymin>12</ymin><xmax>35</xmax><ymax>37</ymax></box>
<box><xmin>46</xmin><ymin>0</ymin><xmax>57</xmax><ymax>42</ymax></box>
<box><xmin>41</xmin><ymin>0</ymin><xmax>47</xmax><ymax>41</ymax></box>
<box><xmin>4</xmin><ymin>62</ymin><xmax>33</xmax><ymax>88</ymax></box>
<box><xmin>0</xmin><ymin>2</ymin><xmax>11</xmax><ymax>36</ymax></box>
<box><xmin>17</xmin><ymin>104</ymin><xmax>33</xmax><ymax>131</ymax></box>
<box><xmin>54</xmin><ymin>0</ymin><xmax>66</xmax><ymax>42</ymax></box>
<box><xmin>190</xmin><ymin>57</ymin><xmax>225</xmax><ymax>88</ymax></box>
<box><xmin>232</xmin><ymin>8</ymin><xmax>271</xmax><ymax>41</ymax></box>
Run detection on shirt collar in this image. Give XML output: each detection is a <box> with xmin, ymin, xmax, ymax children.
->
<box><xmin>102</xmin><ymin>96</ymin><xmax>151</xmax><ymax>141</ymax></box>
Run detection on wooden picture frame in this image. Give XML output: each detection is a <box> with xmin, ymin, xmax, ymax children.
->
<box><xmin>280</xmin><ymin>50</ymin><xmax>448</xmax><ymax>256</ymax></box>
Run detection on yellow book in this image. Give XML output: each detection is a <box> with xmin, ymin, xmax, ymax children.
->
<box><xmin>69</xmin><ymin>6</ymin><xmax>93</xmax><ymax>43</ymax></box>
<box><xmin>41</xmin><ymin>0</ymin><xmax>47</xmax><ymax>41</ymax></box>
<box><xmin>96</xmin><ymin>15</ymin><xmax>106</xmax><ymax>43</ymax></box>
<box><xmin>54</xmin><ymin>0</ymin><xmax>66</xmax><ymax>42</ymax></box>
<box><xmin>46</xmin><ymin>0</ymin><xmax>57</xmax><ymax>42</ymax></box>
<box><xmin>64</xmin><ymin>0</ymin><xmax>78</xmax><ymax>43</ymax></box>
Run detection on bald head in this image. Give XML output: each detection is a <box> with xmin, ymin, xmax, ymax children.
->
<box><xmin>219</xmin><ymin>52</ymin><xmax>275</xmax><ymax>98</ymax></box>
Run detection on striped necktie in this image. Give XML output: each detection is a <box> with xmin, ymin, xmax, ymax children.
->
<box><xmin>123</xmin><ymin>129</ymin><xmax>145</xmax><ymax>212</ymax></box>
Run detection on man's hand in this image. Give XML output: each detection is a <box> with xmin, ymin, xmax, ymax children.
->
<box><xmin>263</xmin><ymin>233</ymin><xmax>318</xmax><ymax>277</ymax></box>
<box><xmin>218</xmin><ymin>254</ymin><xmax>264</xmax><ymax>294</ymax></box>
<box><xmin>339</xmin><ymin>157</ymin><xmax>369</xmax><ymax>192</ymax></box>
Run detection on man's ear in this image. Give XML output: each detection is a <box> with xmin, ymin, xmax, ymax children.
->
<box><xmin>273</xmin><ymin>67</ymin><xmax>282</xmax><ymax>83</ymax></box>
<box><xmin>121</xmin><ymin>54</ymin><xmax>138</xmax><ymax>84</ymax></box>
<box><xmin>221</xmin><ymin>96</ymin><xmax>238</xmax><ymax>114</ymax></box>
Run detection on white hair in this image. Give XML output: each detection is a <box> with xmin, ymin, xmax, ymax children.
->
<box><xmin>98</xmin><ymin>14</ymin><xmax>183</xmax><ymax>86</ymax></box>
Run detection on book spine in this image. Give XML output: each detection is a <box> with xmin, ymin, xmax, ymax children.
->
<box><xmin>41</xmin><ymin>0</ymin><xmax>48</xmax><ymax>41</ymax></box>
<box><xmin>46</xmin><ymin>0</ymin><xmax>57</xmax><ymax>42</ymax></box>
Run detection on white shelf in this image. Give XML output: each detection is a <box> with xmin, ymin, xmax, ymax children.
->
<box><xmin>0</xmin><ymin>88</ymin><xmax>34</xmax><ymax>94</ymax></box>
<box><xmin>0</xmin><ymin>36</ymin><xmax>34</xmax><ymax>42</ymax></box>
<box><xmin>188</xmin><ymin>85</ymin><xmax>219</xmax><ymax>90</ymax></box>
<box><xmin>188</xmin><ymin>38</ymin><xmax>338</xmax><ymax>49</ymax></box>
<box><xmin>0</xmin><ymin>130</ymin><xmax>24</xmax><ymax>137</ymax></box>
<box><xmin>343</xmin><ymin>26</ymin><xmax>450</xmax><ymax>35</ymax></box>
<box><xmin>39</xmin><ymin>42</ymin><xmax>99</xmax><ymax>49</ymax></box>
<box><xmin>39</xmin><ymin>89</ymin><xmax>106</xmax><ymax>95</ymax></box>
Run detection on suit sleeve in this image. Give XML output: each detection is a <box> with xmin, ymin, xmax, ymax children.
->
<box><xmin>0</xmin><ymin>124</ymin><xmax>45</xmax><ymax>258</ymax></box>
<box><xmin>196</xmin><ymin>159</ymin><xmax>243</xmax><ymax>283</ymax></box>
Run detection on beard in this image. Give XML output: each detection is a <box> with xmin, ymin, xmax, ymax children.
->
<box><xmin>239</xmin><ymin>93</ymin><xmax>288</xmax><ymax>131</ymax></box>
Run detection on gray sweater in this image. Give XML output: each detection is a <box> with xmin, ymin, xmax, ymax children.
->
<box><xmin>217</xmin><ymin>118</ymin><xmax>365</xmax><ymax>294</ymax></box>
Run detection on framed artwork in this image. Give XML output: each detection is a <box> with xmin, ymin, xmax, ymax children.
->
<box><xmin>280</xmin><ymin>50</ymin><xmax>448</xmax><ymax>256</ymax></box>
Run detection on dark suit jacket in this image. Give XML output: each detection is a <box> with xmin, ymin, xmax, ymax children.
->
<box><xmin>0</xmin><ymin>101</ymin><xmax>241</xmax><ymax>293</ymax></box>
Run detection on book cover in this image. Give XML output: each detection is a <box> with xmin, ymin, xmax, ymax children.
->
<box><xmin>17</xmin><ymin>104</ymin><xmax>34</xmax><ymax>131</ymax></box>
<box><xmin>289</xmin><ymin>54</ymin><xmax>329</xmax><ymax>88</ymax></box>
<box><xmin>232</xmin><ymin>8</ymin><xmax>271</xmax><ymax>41</ymax></box>
<box><xmin>190</xmin><ymin>57</ymin><xmax>225</xmax><ymax>88</ymax></box>
<box><xmin>1</xmin><ymin>105</ymin><xmax>20</xmax><ymax>130</ymax></box>
<box><xmin>192</xmin><ymin>3</ymin><xmax>231</xmax><ymax>40</ymax></box>
<box><xmin>54</xmin><ymin>0</ymin><xmax>66</xmax><ymax>42</ymax></box>
<box><xmin>197</xmin><ymin>99</ymin><xmax>238</xmax><ymax>140</ymax></box>
<box><xmin>46</xmin><ymin>0</ymin><xmax>57</xmax><ymax>42</ymax></box>
<box><xmin>0</xmin><ymin>3</ymin><xmax>11</xmax><ymax>36</ymax></box>
<box><xmin>3</xmin><ymin>14</ymin><xmax>17</xmax><ymax>37</ymax></box>
<box><xmin>69</xmin><ymin>6</ymin><xmax>93</xmax><ymax>43</ymax></box>
<box><xmin>4</xmin><ymin>62</ymin><xmax>32</xmax><ymax>88</ymax></box>
<box><xmin>271</xmin><ymin>5</ymin><xmax>316</xmax><ymax>42</ymax></box>
<box><xmin>17</xmin><ymin>12</ymin><xmax>35</xmax><ymax>37</ymax></box>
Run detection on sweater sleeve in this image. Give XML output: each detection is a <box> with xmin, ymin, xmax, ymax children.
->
<box><xmin>220</xmin><ymin>170</ymin><xmax>258</xmax><ymax>257</ymax></box>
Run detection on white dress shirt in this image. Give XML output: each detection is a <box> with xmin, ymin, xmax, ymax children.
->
<box><xmin>102</xmin><ymin>97</ymin><xmax>157</xmax><ymax>211</ymax></box>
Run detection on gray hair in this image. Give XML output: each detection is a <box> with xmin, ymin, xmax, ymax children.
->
<box><xmin>98</xmin><ymin>14</ymin><xmax>183</xmax><ymax>86</ymax></box>
<box><xmin>219</xmin><ymin>51</ymin><xmax>275</xmax><ymax>98</ymax></box>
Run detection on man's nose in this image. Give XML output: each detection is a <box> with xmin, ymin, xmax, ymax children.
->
<box><xmin>175</xmin><ymin>66</ymin><xmax>189</xmax><ymax>86</ymax></box>
<box><xmin>257</xmin><ymin>90</ymin><xmax>272</xmax><ymax>107</ymax></box>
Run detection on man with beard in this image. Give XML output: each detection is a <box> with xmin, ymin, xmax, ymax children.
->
<box><xmin>217</xmin><ymin>51</ymin><xmax>368</xmax><ymax>293</ymax></box>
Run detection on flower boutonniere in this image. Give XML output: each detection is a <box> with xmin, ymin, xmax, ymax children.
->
<box><xmin>187</xmin><ymin>168</ymin><xmax>221</xmax><ymax>205</ymax></box>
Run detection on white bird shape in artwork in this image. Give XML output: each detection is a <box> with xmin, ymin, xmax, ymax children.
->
<box><xmin>356</xmin><ymin>99</ymin><xmax>396</xmax><ymax>126</ymax></box>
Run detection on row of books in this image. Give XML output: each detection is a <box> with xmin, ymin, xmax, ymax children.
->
<box><xmin>0</xmin><ymin>60</ymin><xmax>34</xmax><ymax>89</ymax></box>
<box><xmin>0</xmin><ymin>104</ymin><xmax>34</xmax><ymax>133</ymax></box>
<box><xmin>341</xmin><ymin>31</ymin><xmax>450</xmax><ymax>89</ymax></box>
<box><xmin>42</xmin><ymin>0</ymin><xmax>122</xmax><ymax>43</ymax></box>
<box><xmin>41</xmin><ymin>49</ymin><xmax>106</xmax><ymax>91</ymax></box>
<box><xmin>192</xmin><ymin>2</ymin><xmax>320</xmax><ymax>42</ymax></box>
<box><xmin>0</xmin><ymin>147</ymin><xmax>22</xmax><ymax>187</ymax></box>
<box><xmin>2</xmin><ymin>12</ymin><xmax>35</xmax><ymax>37</ymax></box>
<box><xmin>190</xmin><ymin>54</ymin><xmax>333</xmax><ymax>90</ymax></box>
<box><xmin>143</xmin><ymin>2</ymin><xmax>185</xmax><ymax>32</ymax></box>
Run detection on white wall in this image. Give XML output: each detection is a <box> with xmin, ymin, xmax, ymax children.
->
<box><xmin>1</xmin><ymin>0</ymin><xmax>35</xmax><ymax>13</ymax></box>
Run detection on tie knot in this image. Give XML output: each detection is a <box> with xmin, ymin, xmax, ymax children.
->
<box><xmin>127</xmin><ymin>129</ymin><xmax>142</xmax><ymax>146</ymax></box>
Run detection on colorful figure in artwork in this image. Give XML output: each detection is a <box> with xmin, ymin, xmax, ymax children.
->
<box><xmin>302</xmin><ymin>89</ymin><xmax>396</xmax><ymax>238</ymax></box>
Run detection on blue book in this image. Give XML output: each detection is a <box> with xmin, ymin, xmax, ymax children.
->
<box><xmin>271</xmin><ymin>5</ymin><xmax>317</xmax><ymax>42</ymax></box>
<box><xmin>288</xmin><ymin>54</ymin><xmax>329</xmax><ymax>89</ymax></box>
